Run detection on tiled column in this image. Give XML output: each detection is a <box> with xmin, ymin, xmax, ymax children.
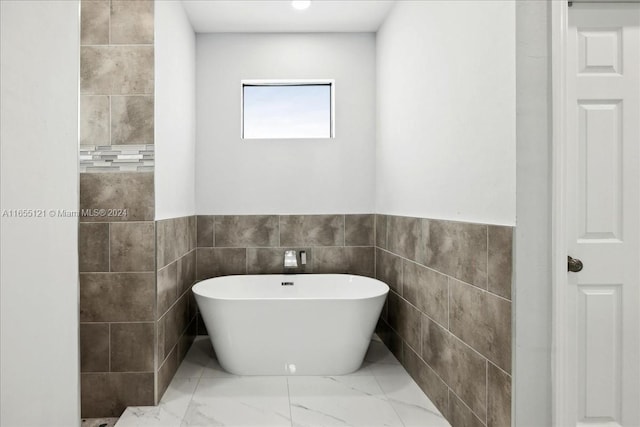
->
<box><xmin>79</xmin><ymin>0</ymin><xmax>156</xmax><ymax>417</ymax></box>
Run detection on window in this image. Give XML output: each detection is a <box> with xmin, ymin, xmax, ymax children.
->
<box><xmin>241</xmin><ymin>80</ymin><xmax>335</xmax><ymax>139</ymax></box>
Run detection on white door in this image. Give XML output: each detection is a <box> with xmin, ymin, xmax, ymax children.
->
<box><xmin>565</xmin><ymin>3</ymin><xmax>640</xmax><ymax>426</ymax></box>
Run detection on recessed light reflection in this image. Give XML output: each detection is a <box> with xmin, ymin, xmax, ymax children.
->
<box><xmin>291</xmin><ymin>0</ymin><xmax>311</xmax><ymax>11</ymax></box>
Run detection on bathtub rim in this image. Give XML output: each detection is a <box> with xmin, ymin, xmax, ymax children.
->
<box><xmin>192</xmin><ymin>273</ymin><xmax>390</xmax><ymax>301</ymax></box>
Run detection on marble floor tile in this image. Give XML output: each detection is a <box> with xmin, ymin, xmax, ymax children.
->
<box><xmin>371</xmin><ymin>364</ymin><xmax>449</xmax><ymax>427</ymax></box>
<box><xmin>112</xmin><ymin>335</ymin><xmax>450</xmax><ymax>427</ymax></box>
<box><xmin>182</xmin><ymin>377</ymin><xmax>292</xmax><ymax>427</ymax></box>
<box><xmin>115</xmin><ymin>377</ymin><xmax>199</xmax><ymax>427</ymax></box>
<box><xmin>288</xmin><ymin>376</ymin><xmax>403</xmax><ymax>427</ymax></box>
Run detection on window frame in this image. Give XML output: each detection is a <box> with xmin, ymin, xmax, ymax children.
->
<box><xmin>240</xmin><ymin>79</ymin><xmax>336</xmax><ymax>140</ymax></box>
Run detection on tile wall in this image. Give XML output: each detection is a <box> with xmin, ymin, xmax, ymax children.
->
<box><xmin>155</xmin><ymin>216</ymin><xmax>198</xmax><ymax>399</ymax></box>
<box><xmin>80</xmin><ymin>0</ymin><xmax>154</xmax><ymax>172</ymax></box>
<box><xmin>79</xmin><ymin>0</ymin><xmax>156</xmax><ymax>417</ymax></box>
<box><xmin>196</xmin><ymin>214</ymin><xmax>375</xmax><ymax>277</ymax></box>
<box><xmin>375</xmin><ymin>215</ymin><xmax>512</xmax><ymax>427</ymax></box>
<box><xmin>79</xmin><ymin>173</ymin><xmax>156</xmax><ymax>417</ymax></box>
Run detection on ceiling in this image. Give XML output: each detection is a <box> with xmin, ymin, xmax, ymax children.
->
<box><xmin>181</xmin><ymin>0</ymin><xmax>396</xmax><ymax>33</ymax></box>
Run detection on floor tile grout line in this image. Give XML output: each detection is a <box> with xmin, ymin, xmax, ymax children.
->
<box><xmin>286</xmin><ymin>377</ymin><xmax>294</xmax><ymax>427</ymax></box>
<box><xmin>179</xmin><ymin>371</ymin><xmax>205</xmax><ymax>427</ymax></box>
<box><xmin>370</xmin><ymin>369</ymin><xmax>408</xmax><ymax>427</ymax></box>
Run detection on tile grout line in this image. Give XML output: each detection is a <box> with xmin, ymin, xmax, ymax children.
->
<box><xmin>449</xmin><ymin>386</ymin><xmax>486</xmax><ymax>426</ymax></box>
<box><xmin>286</xmin><ymin>377</ymin><xmax>294</xmax><ymax>427</ymax></box>
<box><xmin>377</xmin><ymin>246</ymin><xmax>511</xmax><ymax>303</ymax></box>
<box><xmin>108</xmin><ymin>323</ymin><xmax>111</xmax><ymax>372</ymax></box>
<box><xmin>108</xmin><ymin>222</ymin><xmax>111</xmax><ymax>273</ymax></box>
<box><xmin>369</xmin><ymin>371</ymin><xmax>409</xmax><ymax>427</ymax></box>
<box><xmin>343</xmin><ymin>214</ymin><xmax>346</xmax><ymax>247</ymax></box>
<box><xmin>106</xmin><ymin>0</ymin><xmax>110</xmax><ymax>46</ymax></box>
<box><xmin>485</xmin><ymin>359</ymin><xmax>489</xmax><ymax>425</ymax></box>
<box><xmin>180</xmin><ymin>370</ymin><xmax>205</xmax><ymax>426</ymax></box>
<box><xmin>486</xmin><ymin>225</ymin><xmax>490</xmax><ymax>291</ymax></box>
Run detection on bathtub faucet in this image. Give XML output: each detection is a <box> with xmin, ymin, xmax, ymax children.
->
<box><xmin>284</xmin><ymin>250</ymin><xmax>298</xmax><ymax>268</ymax></box>
<box><xmin>283</xmin><ymin>250</ymin><xmax>307</xmax><ymax>269</ymax></box>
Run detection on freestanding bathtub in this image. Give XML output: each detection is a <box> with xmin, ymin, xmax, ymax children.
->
<box><xmin>192</xmin><ymin>274</ymin><xmax>389</xmax><ymax>376</ymax></box>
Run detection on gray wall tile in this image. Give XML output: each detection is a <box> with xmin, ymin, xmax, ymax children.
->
<box><xmin>81</xmin><ymin>1</ymin><xmax>109</xmax><ymax>45</ymax></box>
<box><xmin>111</xmin><ymin>96</ymin><xmax>154</xmax><ymax>145</ymax></box>
<box><xmin>80</xmin><ymin>95</ymin><xmax>109</xmax><ymax>146</ymax></box>
<box><xmin>157</xmin><ymin>261</ymin><xmax>178</xmax><ymax>317</ymax></box>
<box><xmin>403</xmin><ymin>343</ymin><xmax>449</xmax><ymax>418</ymax></box>
<box><xmin>345</xmin><ymin>214</ymin><xmax>374</xmax><ymax>246</ymax></box>
<box><xmin>387</xmin><ymin>292</ymin><xmax>421</xmax><ymax>352</ymax></box>
<box><xmin>375</xmin><ymin>214</ymin><xmax>513</xmax><ymax>427</ymax></box>
<box><xmin>157</xmin><ymin>217</ymin><xmax>192</xmax><ymax>269</ymax></box>
<box><xmin>80</xmin><ymin>172</ymin><xmax>154</xmax><ymax>222</ymax></box>
<box><xmin>402</xmin><ymin>261</ymin><xmax>449</xmax><ymax>327</ymax></box>
<box><xmin>375</xmin><ymin>214</ymin><xmax>388</xmax><ymax>249</ymax></box>
<box><xmin>161</xmin><ymin>294</ymin><xmax>190</xmax><ymax>358</ymax></box>
<box><xmin>79</xmin><ymin>222</ymin><xmax>110</xmax><ymax>272</ymax></box>
<box><xmin>81</xmin><ymin>372</ymin><xmax>154</xmax><ymax>417</ymax></box>
<box><xmin>188</xmin><ymin>215</ymin><xmax>197</xmax><ymax>251</ymax></box>
<box><xmin>424</xmin><ymin>219</ymin><xmax>488</xmax><ymax>289</ymax></box>
<box><xmin>449</xmin><ymin>279</ymin><xmax>511</xmax><ymax>373</ymax></box>
<box><xmin>215</xmin><ymin>215</ymin><xmax>278</xmax><ymax>247</ymax></box>
<box><xmin>81</xmin><ymin>46</ymin><xmax>154</xmax><ymax>95</ymax></box>
<box><xmin>177</xmin><ymin>250</ymin><xmax>196</xmax><ymax>296</ymax></box>
<box><xmin>196</xmin><ymin>247</ymin><xmax>246</xmax><ymax>280</ymax></box>
<box><xmin>157</xmin><ymin>347</ymin><xmax>178</xmax><ymax>404</ymax></box>
<box><xmin>376</xmin><ymin>319</ymin><xmax>403</xmax><ymax>362</ymax></box>
<box><xmin>280</xmin><ymin>215</ymin><xmax>344</xmax><ymax>247</ymax></box>
<box><xmin>196</xmin><ymin>215</ymin><xmax>214</xmax><ymax>247</ymax></box>
<box><xmin>110</xmin><ymin>1</ymin><xmax>154</xmax><ymax>45</ymax></box>
<box><xmin>387</xmin><ymin>215</ymin><xmax>425</xmax><ymax>263</ymax></box>
<box><xmin>110</xmin><ymin>221</ymin><xmax>155</xmax><ymax>272</ymax></box>
<box><xmin>80</xmin><ymin>323</ymin><xmax>109</xmax><ymax>372</ymax></box>
<box><xmin>488</xmin><ymin>363</ymin><xmax>511</xmax><ymax>427</ymax></box>
<box><xmin>178</xmin><ymin>320</ymin><xmax>197</xmax><ymax>364</ymax></box>
<box><xmin>80</xmin><ymin>273</ymin><xmax>154</xmax><ymax>322</ymax></box>
<box><xmin>488</xmin><ymin>225</ymin><xmax>513</xmax><ymax>300</ymax></box>
<box><xmin>80</xmin><ymin>0</ymin><xmax>157</xmax><ymax>416</ymax></box>
<box><xmin>375</xmin><ymin>248</ymin><xmax>403</xmax><ymax>294</ymax></box>
<box><xmin>110</xmin><ymin>322</ymin><xmax>154</xmax><ymax>372</ymax></box>
<box><xmin>421</xmin><ymin>315</ymin><xmax>487</xmax><ymax>421</ymax></box>
<box><xmin>314</xmin><ymin>246</ymin><xmax>374</xmax><ymax>277</ymax></box>
<box><xmin>157</xmin><ymin>317</ymin><xmax>165</xmax><ymax>364</ymax></box>
<box><xmin>448</xmin><ymin>390</ymin><xmax>486</xmax><ymax>427</ymax></box>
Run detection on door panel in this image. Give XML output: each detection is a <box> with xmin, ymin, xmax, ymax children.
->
<box><xmin>567</xmin><ymin>3</ymin><xmax>639</xmax><ymax>427</ymax></box>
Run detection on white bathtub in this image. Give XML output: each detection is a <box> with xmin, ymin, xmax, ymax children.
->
<box><xmin>192</xmin><ymin>274</ymin><xmax>389</xmax><ymax>376</ymax></box>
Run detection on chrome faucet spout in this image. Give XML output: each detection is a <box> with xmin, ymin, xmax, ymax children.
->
<box><xmin>284</xmin><ymin>250</ymin><xmax>298</xmax><ymax>268</ymax></box>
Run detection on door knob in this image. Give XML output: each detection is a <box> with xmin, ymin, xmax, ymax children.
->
<box><xmin>568</xmin><ymin>255</ymin><xmax>583</xmax><ymax>273</ymax></box>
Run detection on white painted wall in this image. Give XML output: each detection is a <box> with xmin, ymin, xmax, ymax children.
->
<box><xmin>155</xmin><ymin>0</ymin><xmax>196</xmax><ymax>219</ymax></box>
<box><xmin>514</xmin><ymin>1</ymin><xmax>553</xmax><ymax>425</ymax></box>
<box><xmin>0</xmin><ymin>1</ymin><xmax>80</xmax><ymax>425</ymax></box>
<box><xmin>376</xmin><ymin>0</ymin><xmax>516</xmax><ymax>226</ymax></box>
<box><xmin>196</xmin><ymin>33</ymin><xmax>376</xmax><ymax>215</ymax></box>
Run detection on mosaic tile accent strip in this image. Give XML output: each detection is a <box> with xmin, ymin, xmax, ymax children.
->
<box><xmin>80</xmin><ymin>145</ymin><xmax>154</xmax><ymax>172</ymax></box>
